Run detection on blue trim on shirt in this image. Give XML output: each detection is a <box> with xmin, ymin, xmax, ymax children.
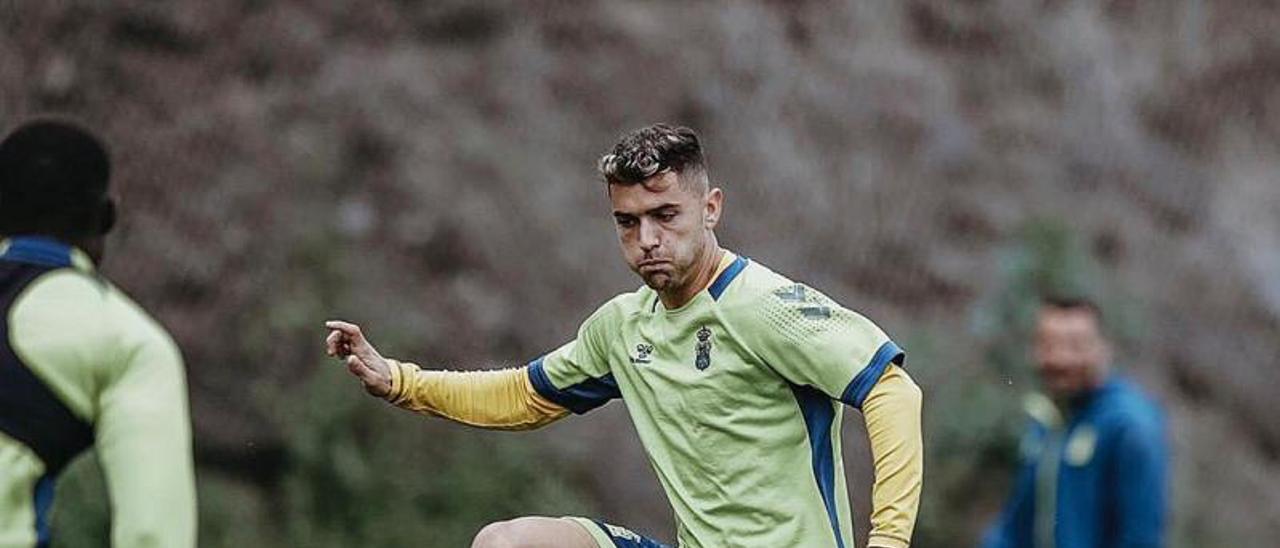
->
<box><xmin>587</xmin><ymin>519</ymin><xmax>672</xmax><ymax>548</ymax></box>
<box><xmin>527</xmin><ymin>356</ymin><xmax>620</xmax><ymax>415</ymax></box>
<box><xmin>840</xmin><ymin>340</ymin><xmax>905</xmax><ymax>409</ymax></box>
<box><xmin>33</xmin><ymin>473</ymin><xmax>55</xmax><ymax>547</ymax></box>
<box><xmin>707</xmin><ymin>255</ymin><xmax>749</xmax><ymax>300</ymax></box>
<box><xmin>0</xmin><ymin>237</ymin><xmax>74</xmax><ymax>268</ymax></box>
<box><xmin>790</xmin><ymin>384</ymin><xmax>847</xmax><ymax>548</ymax></box>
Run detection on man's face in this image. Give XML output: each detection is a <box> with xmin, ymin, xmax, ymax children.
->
<box><xmin>609</xmin><ymin>171</ymin><xmax>721</xmax><ymax>294</ymax></box>
<box><xmin>1033</xmin><ymin>307</ymin><xmax>1111</xmax><ymax>399</ymax></box>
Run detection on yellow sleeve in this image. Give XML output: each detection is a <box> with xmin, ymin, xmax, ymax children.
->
<box><xmin>863</xmin><ymin>364</ymin><xmax>924</xmax><ymax>548</ymax></box>
<box><xmin>383</xmin><ymin>359</ymin><xmax>569</xmax><ymax>430</ymax></box>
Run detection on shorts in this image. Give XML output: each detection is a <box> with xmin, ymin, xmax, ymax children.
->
<box><xmin>565</xmin><ymin>517</ymin><xmax>673</xmax><ymax>548</ymax></box>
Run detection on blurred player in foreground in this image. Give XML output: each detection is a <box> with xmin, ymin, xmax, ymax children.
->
<box><xmin>0</xmin><ymin>120</ymin><xmax>195</xmax><ymax>547</ymax></box>
<box><xmin>983</xmin><ymin>297</ymin><xmax>1167</xmax><ymax>548</ymax></box>
<box><xmin>327</xmin><ymin>124</ymin><xmax>923</xmax><ymax>548</ymax></box>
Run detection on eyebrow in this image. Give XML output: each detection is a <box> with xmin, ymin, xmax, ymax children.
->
<box><xmin>613</xmin><ymin>203</ymin><xmax>681</xmax><ymax>217</ymax></box>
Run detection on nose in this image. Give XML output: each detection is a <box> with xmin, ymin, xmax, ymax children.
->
<box><xmin>639</xmin><ymin>219</ymin><xmax>661</xmax><ymax>253</ymax></box>
<box><xmin>1039</xmin><ymin>348</ymin><xmax>1075</xmax><ymax>372</ymax></box>
<box><xmin>1035</xmin><ymin>347</ymin><xmax>1067</xmax><ymax>371</ymax></box>
<box><xmin>1040</xmin><ymin>358</ymin><xmax>1066</xmax><ymax>372</ymax></box>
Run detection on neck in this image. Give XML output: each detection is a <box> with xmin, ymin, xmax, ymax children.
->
<box><xmin>658</xmin><ymin>242</ymin><xmax>724</xmax><ymax>310</ymax></box>
<box><xmin>78</xmin><ymin>236</ymin><xmax>105</xmax><ymax>265</ymax></box>
<box><xmin>1083</xmin><ymin>364</ymin><xmax>1110</xmax><ymax>393</ymax></box>
<box><xmin>1053</xmin><ymin>368</ymin><xmax>1111</xmax><ymax>409</ymax></box>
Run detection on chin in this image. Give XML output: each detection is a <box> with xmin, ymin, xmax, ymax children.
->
<box><xmin>643</xmin><ymin>274</ymin><xmax>671</xmax><ymax>291</ymax></box>
<box><xmin>1046</xmin><ymin>382</ymin><xmax>1084</xmax><ymax>399</ymax></box>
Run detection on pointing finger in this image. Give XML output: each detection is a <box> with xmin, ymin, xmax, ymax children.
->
<box><xmin>325</xmin><ymin>320</ymin><xmax>361</xmax><ymax>337</ymax></box>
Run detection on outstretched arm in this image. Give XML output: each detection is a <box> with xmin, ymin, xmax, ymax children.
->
<box><xmin>384</xmin><ymin>360</ymin><xmax>568</xmax><ymax>430</ymax></box>
<box><xmin>863</xmin><ymin>365</ymin><xmax>924</xmax><ymax>548</ymax></box>
<box><xmin>325</xmin><ymin>321</ymin><xmax>568</xmax><ymax>430</ymax></box>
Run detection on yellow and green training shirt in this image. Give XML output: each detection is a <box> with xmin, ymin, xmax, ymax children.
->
<box><xmin>387</xmin><ymin>251</ymin><xmax>922</xmax><ymax>547</ymax></box>
<box><xmin>0</xmin><ymin>237</ymin><xmax>195</xmax><ymax>548</ymax></box>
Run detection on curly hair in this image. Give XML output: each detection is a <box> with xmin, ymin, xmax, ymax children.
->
<box><xmin>597</xmin><ymin>123</ymin><xmax>707</xmax><ymax>189</ymax></box>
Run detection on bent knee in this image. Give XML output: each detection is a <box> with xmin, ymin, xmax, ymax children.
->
<box><xmin>472</xmin><ymin>520</ymin><xmax>518</xmax><ymax>548</ymax></box>
<box><xmin>472</xmin><ymin>517</ymin><xmax>571</xmax><ymax>548</ymax></box>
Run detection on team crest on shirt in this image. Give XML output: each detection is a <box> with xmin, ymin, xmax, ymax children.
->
<box><xmin>1065</xmin><ymin>425</ymin><xmax>1098</xmax><ymax>466</ymax></box>
<box><xmin>695</xmin><ymin>326</ymin><xmax>713</xmax><ymax>370</ymax></box>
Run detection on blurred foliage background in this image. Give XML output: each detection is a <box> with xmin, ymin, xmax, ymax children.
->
<box><xmin>3</xmin><ymin>0</ymin><xmax>1279</xmax><ymax>546</ymax></box>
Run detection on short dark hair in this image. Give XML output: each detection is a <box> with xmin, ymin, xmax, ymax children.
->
<box><xmin>0</xmin><ymin>119</ymin><xmax>112</xmax><ymax>238</ymax></box>
<box><xmin>1041</xmin><ymin>294</ymin><xmax>1102</xmax><ymax>321</ymax></box>
<box><xmin>598</xmin><ymin>124</ymin><xmax>706</xmax><ymax>188</ymax></box>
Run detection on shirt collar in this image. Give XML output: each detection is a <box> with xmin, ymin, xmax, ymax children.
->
<box><xmin>0</xmin><ymin>236</ymin><xmax>96</xmax><ymax>273</ymax></box>
<box><xmin>701</xmin><ymin>249</ymin><xmax>736</xmax><ymax>292</ymax></box>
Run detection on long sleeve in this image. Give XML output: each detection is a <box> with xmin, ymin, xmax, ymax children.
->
<box><xmin>95</xmin><ymin>325</ymin><xmax>196</xmax><ymax>548</ymax></box>
<box><xmin>385</xmin><ymin>360</ymin><xmax>569</xmax><ymax>430</ymax></box>
<box><xmin>862</xmin><ymin>364</ymin><xmax>924</xmax><ymax>548</ymax></box>
<box><xmin>1112</xmin><ymin>414</ymin><xmax>1167</xmax><ymax>547</ymax></box>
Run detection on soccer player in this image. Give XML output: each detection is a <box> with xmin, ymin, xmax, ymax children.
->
<box><xmin>982</xmin><ymin>297</ymin><xmax>1167</xmax><ymax>548</ymax></box>
<box><xmin>0</xmin><ymin>120</ymin><xmax>196</xmax><ymax>547</ymax></box>
<box><xmin>326</xmin><ymin>124</ymin><xmax>923</xmax><ymax>548</ymax></box>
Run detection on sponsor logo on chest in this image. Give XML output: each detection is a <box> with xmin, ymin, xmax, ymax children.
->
<box><xmin>630</xmin><ymin>343</ymin><xmax>655</xmax><ymax>365</ymax></box>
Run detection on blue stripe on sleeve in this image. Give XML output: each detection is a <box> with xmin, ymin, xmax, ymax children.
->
<box><xmin>840</xmin><ymin>340</ymin><xmax>905</xmax><ymax>409</ymax></box>
<box><xmin>527</xmin><ymin>356</ymin><xmax>620</xmax><ymax>414</ymax></box>
<box><xmin>791</xmin><ymin>384</ymin><xmax>847</xmax><ymax>548</ymax></box>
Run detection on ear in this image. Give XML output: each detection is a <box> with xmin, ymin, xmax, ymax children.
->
<box><xmin>1099</xmin><ymin>336</ymin><xmax>1113</xmax><ymax>365</ymax></box>
<box><xmin>98</xmin><ymin>197</ymin><xmax>116</xmax><ymax>235</ymax></box>
<box><xmin>704</xmin><ymin>187</ymin><xmax>723</xmax><ymax>229</ymax></box>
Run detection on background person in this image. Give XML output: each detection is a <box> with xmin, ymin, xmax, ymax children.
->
<box><xmin>0</xmin><ymin>120</ymin><xmax>196</xmax><ymax>548</ymax></box>
<box><xmin>982</xmin><ymin>297</ymin><xmax>1168</xmax><ymax>548</ymax></box>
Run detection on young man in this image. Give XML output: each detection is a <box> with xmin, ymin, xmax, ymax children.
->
<box><xmin>982</xmin><ymin>297</ymin><xmax>1167</xmax><ymax>548</ymax></box>
<box><xmin>327</xmin><ymin>124</ymin><xmax>923</xmax><ymax>548</ymax></box>
<box><xmin>0</xmin><ymin>120</ymin><xmax>196</xmax><ymax>547</ymax></box>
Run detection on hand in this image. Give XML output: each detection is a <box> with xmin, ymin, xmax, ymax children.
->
<box><xmin>325</xmin><ymin>320</ymin><xmax>392</xmax><ymax>398</ymax></box>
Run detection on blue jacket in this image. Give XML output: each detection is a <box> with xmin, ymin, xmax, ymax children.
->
<box><xmin>982</xmin><ymin>376</ymin><xmax>1168</xmax><ymax>548</ymax></box>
